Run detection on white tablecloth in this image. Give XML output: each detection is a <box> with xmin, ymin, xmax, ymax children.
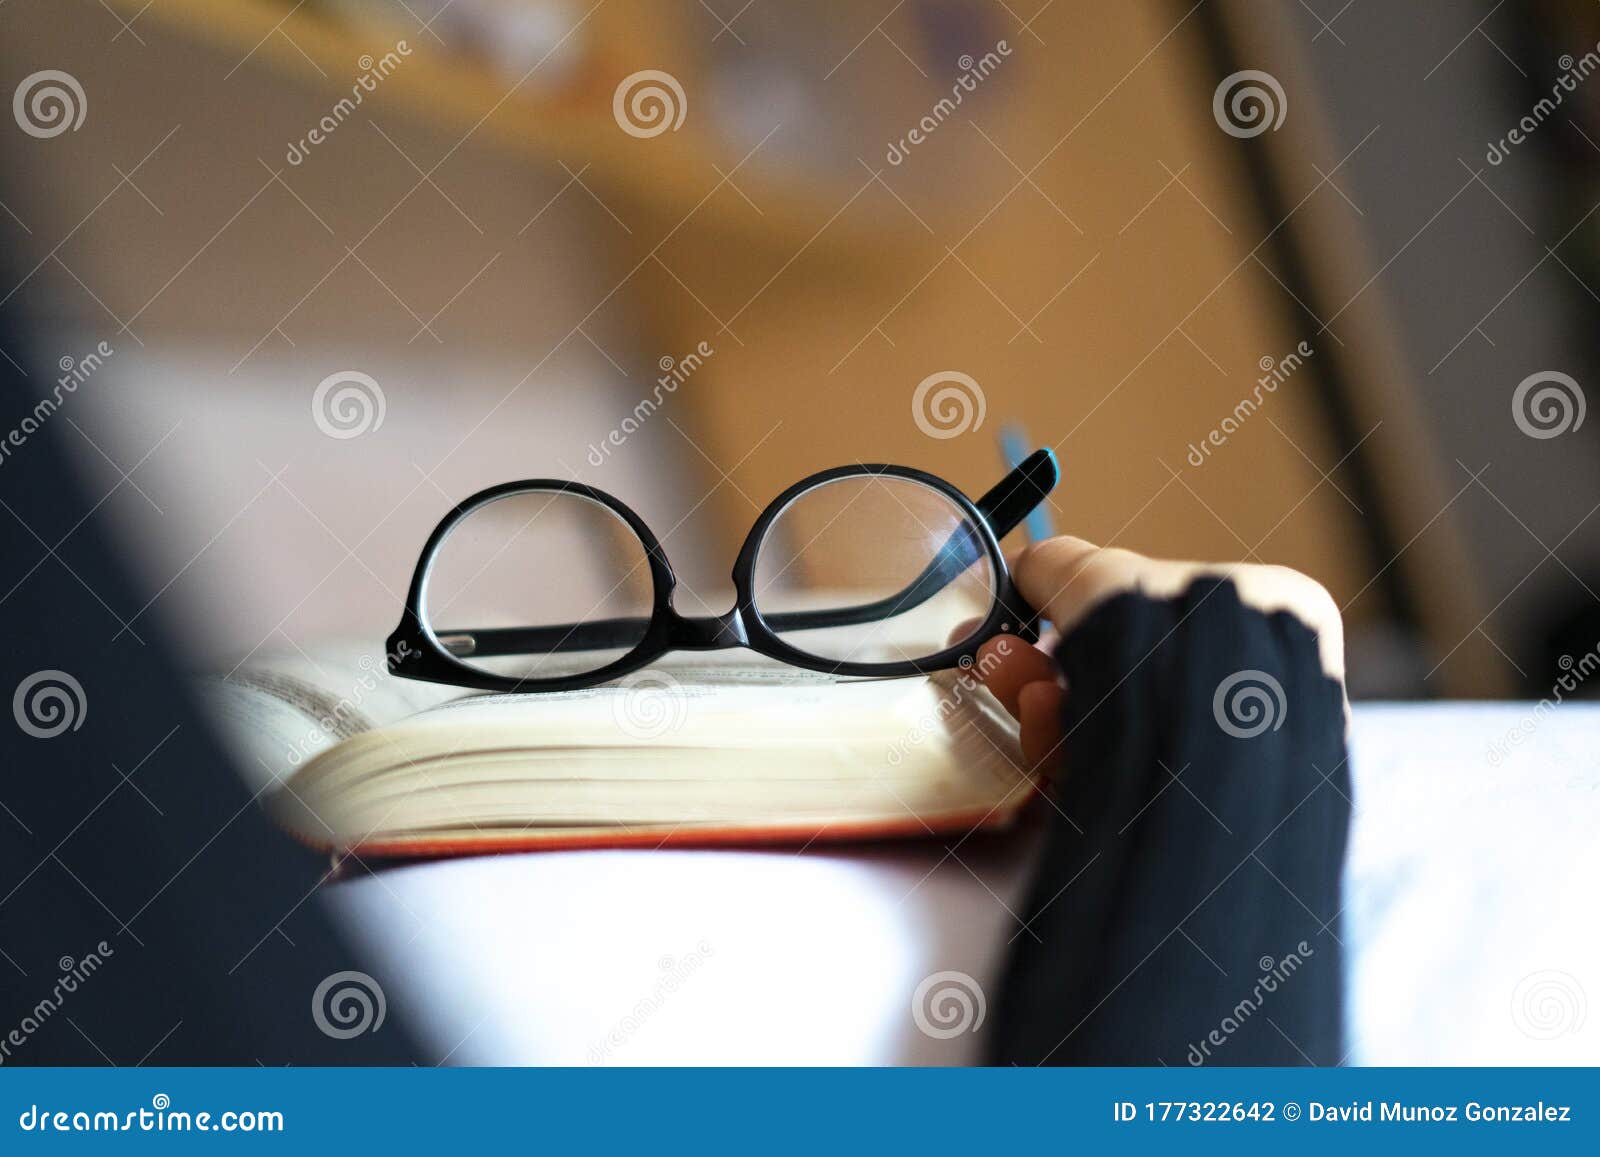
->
<box><xmin>329</xmin><ymin>703</ymin><xmax>1600</xmax><ymax>1065</ymax></box>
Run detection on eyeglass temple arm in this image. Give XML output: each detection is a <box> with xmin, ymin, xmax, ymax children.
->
<box><xmin>435</xmin><ymin>450</ymin><xmax>1059</xmax><ymax>659</ymax></box>
<box><xmin>975</xmin><ymin>447</ymin><xmax>1059</xmax><ymax>546</ymax></box>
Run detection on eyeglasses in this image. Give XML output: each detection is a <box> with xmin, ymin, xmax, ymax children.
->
<box><xmin>386</xmin><ymin>449</ymin><xmax>1059</xmax><ymax>692</ymax></box>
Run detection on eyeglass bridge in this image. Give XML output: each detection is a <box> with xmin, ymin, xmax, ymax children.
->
<box><xmin>667</xmin><ymin>608</ymin><xmax>748</xmax><ymax>651</ymax></box>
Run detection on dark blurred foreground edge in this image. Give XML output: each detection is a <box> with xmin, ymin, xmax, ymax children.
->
<box><xmin>0</xmin><ymin>262</ymin><xmax>419</xmax><ymax>1064</ymax></box>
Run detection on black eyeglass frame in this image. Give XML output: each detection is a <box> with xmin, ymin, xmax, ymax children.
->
<box><xmin>387</xmin><ymin>449</ymin><xmax>1059</xmax><ymax>693</ymax></box>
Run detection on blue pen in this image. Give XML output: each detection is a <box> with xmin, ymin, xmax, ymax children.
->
<box><xmin>999</xmin><ymin>425</ymin><xmax>1056</xmax><ymax>545</ymax></box>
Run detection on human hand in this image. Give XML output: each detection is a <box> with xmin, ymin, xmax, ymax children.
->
<box><xmin>978</xmin><ymin>536</ymin><xmax>1347</xmax><ymax>769</ymax></box>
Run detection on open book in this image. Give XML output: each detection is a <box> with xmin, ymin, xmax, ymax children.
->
<box><xmin>200</xmin><ymin>646</ymin><xmax>1036</xmax><ymax>858</ymax></box>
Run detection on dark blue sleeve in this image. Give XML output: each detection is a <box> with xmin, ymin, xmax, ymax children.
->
<box><xmin>989</xmin><ymin>577</ymin><xmax>1351</xmax><ymax>1066</ymax></box>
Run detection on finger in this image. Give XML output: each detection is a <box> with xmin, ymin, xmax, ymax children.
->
<box><xmin>975</xmin><ymin>634</ymin><xmax>1057</xmax><ymax>718</ymax></box>
<box><xmin>1010</xmin><ymin>536</ymin><xmax>1158</xmax><ymax>633</ymax></box>
<box><xmin>1017</xmin><ymin>679</ymin><xmax>1065</xmax><ymax>771</ymax></box>
<box><xmin>1012</xmin><ymin>537</ymin><xmax>1227</xmax><ymax>636</ymax></box>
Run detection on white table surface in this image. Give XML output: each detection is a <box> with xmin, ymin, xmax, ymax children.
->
<box><xmin>327</xmin><ymin>703</ymin><xmax>1600</xmax><ymax>1065</ymax></box>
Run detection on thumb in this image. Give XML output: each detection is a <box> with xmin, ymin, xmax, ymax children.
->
<box><xmin>1010</xmin><ymin>536</ymin><xmax>1171</xmax><ymax>635</ymax></box>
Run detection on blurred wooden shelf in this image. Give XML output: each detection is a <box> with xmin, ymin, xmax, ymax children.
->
<box><xmin>106</xmin><ymin>0</ymin><xmax>912</xmax><ymax>259</ymax></box>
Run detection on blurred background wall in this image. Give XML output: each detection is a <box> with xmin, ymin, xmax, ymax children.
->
<box><xmin>4</xmin><ymin>0</ymin><xmax>1598</xmax><ymax>699</ymax></box>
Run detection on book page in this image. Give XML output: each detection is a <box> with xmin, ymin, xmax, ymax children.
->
<box><xmin>198</xmin><ymin>642</ymin><xmax>463</xmax><ymax>794</ymax></box>
<box><xmin>273</xmin><ymin>654</ymin><xmax>1029</xmax><ymax>850</ymax></box>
